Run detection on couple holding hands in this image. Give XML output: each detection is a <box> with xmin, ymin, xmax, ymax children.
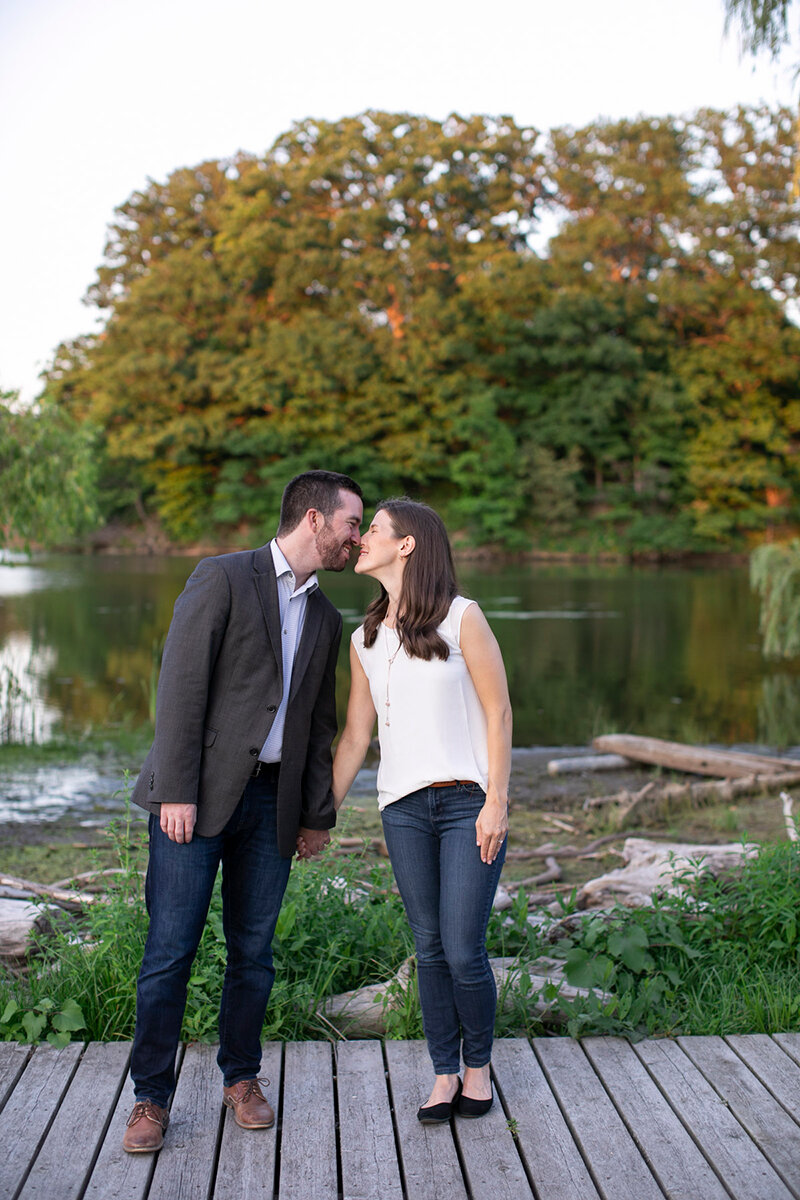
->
<box><xmin>123</xmin><ymin>470</ymin><xmax>512</xmax><ymax>1153</ymax></box>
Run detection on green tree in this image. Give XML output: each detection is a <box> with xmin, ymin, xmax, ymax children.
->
<box><xmin>724</xmin><ymin>0</ymin><xmax>797</xmax><ymax>58</ymax></box>
<box><xmin>46</xmin><ymin>105</ymin><xmax>800</xmax><ymax>552</ymax></box>
<box><xmin>0</xmin><ymin>390</ymin><xmax>100</xmax><ymax>551</ymax></box>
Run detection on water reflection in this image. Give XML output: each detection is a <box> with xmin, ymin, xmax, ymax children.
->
<box><xmin>0</xmin><ymin>633</ymin><xmax>59</xmax><ymax>743</ymax></box>
<box><xmin>0</xmin><ymin>554</ymin><xmax>798</xmax><ymax>748</ymax></box>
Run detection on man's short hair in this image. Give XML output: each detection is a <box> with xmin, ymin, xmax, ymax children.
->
<box><xmin>278</xmin><ymin>470</ymin><xmax>363</xmax><ymax>534</ymax></box>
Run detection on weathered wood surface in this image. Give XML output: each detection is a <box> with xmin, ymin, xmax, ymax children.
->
<box><xmin>546</xmin><ymin>754</ymin><xmax>633</xmax><ymax>775</ymax></box>
<box><xmin>2</xmin><ymin>1034</ymin><xmax>800</xmax><ymax>1199</ymax></box>
<box><xmin>592</xmin><ymin>733</ymin><xmax>800</xmax><ymax>778</ymax></box>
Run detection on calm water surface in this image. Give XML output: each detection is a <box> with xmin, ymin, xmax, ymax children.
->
<box><xmin>1</xmin><ymin>553</ymin><xmax>798</xmax><ymax>751</ymax></box>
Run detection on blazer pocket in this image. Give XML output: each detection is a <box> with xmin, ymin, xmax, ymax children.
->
<box><xmin>203</xmin><ymin>727</ymin><xmax>218</xmax><ymax>748</ymax></box>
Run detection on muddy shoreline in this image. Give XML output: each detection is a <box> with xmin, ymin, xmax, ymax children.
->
<box><xmin>2</xmin><ymin>745</ymin><xmax>793</xmax><ymax>889</ymax></box>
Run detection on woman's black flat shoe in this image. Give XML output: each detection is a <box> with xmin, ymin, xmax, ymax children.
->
<box><xmin>458</xmin><ymin>1087</ymin><xmax>493</xmax><ymax>1118</ymax></box>
<box><xmin>417</xmin><ymin>1079</ymin><xmax>462</xmax><ymax>1124</ymax></box>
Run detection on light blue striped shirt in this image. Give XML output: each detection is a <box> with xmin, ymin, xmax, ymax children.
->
<box><xmin>259</xmin><ymin>540</ymin><xmax>318</xmax><ymax>762</ymax></box>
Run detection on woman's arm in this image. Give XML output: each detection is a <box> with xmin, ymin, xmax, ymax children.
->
<box><xmin>332</xmin><ymin>643</ymin><xmax>378</xmax><ymax>810</ymax></box>
<box><xmin>460</xmin><ymin>603</ymin><xmax>513</xmax><ymax>864</ymax></box>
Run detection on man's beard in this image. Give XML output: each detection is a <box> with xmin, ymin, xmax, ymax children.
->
<box><xmin>315</xmin><ymin>524</ymin><xmax>350</xmax><ymax>572</ymax></box>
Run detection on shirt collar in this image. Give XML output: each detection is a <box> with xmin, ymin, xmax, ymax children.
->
<box><xmin>270</xmin><ymin>539</ymin><xmax>318</xmax><ymax>597</ymax></box>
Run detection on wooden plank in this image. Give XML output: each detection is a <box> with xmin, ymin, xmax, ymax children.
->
<box><xmin>727</xmin><ymin>1034</ymin><xmax>800</xmax><ymax>1125</ymax></box>
<box><xmin>19</xmin><ymin>1041</ymin><xmax>131</xmax><ymax>1200</ymax></box>
<box><xmin>83</xmin><ymin>1044</ymin><xmax>183</xmax><ymax>1200</ymax></box>
<box><xmin>0</xmin><ymin>1041</ymin><xmax>30</xmax><ymax>1110</ymax></box>
<box><xmin>336</xmin><ymin>1040</ymin><xmax>403</xmax><ymax>1200</ymax></box>
<box><xmin>279</xmin><ymin>1040</ymin><xmax>337</xmax><ymax>1200</ymax></box>
<box><xmin>0</xmin><ymin>1040</ymin><xmax>83</xmax><ymax>1199</ymax></box>
<box><xmin>533</xmin><ymin>1037</ymin><xmax>663</xmax><ymax>1200</ymax></box>
<box><xmin>384</xmin><ymin>1039</ymin><xmax>467</xmax><ymax>1199</ymax></box>
<box><xmin>592</xmin><ymin>734</ymin><xmax>799</xmax><ymax>778</ymax></box>
<box><xmin>148</xmin><ymin>1042</ymin><xmax>223</xmax><ymax>1200</ymax></box>
<box><xmin>214</xmin><ymin>1041</ymin><xmax>281</xmax><ymax>1200</ymax></box>
<box><xmin>491</xmin><ymin>1039</ymin><xmax>599</xmax><ymax>1200</ymax></box>
<box><xmin>451</xmin><ymin>1054</ymin><xmax>533</xmax><ymax>1198</ymax></box>
<box><xmin>634</xmin><ymin>1037</ymin><xmax>793</xmax><ymax>1200</ymax></box>
<box><xmin>582</xmin><ymin>1036</ymin><xmax>728</xmax><ymax>1200</ymax></box>
<box><xmin>679</xmin><ymin>1035</ymin><xmax>800</xmax><ymax>1195</ymax></box>
<box><xmin>774</xmin><ymin>1033</ymin><xmax>800</xmax><ymax>1070</ymax></box>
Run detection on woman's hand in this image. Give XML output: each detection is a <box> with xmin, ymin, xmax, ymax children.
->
<box><xmin>475</xmin><ymin>796</ymin><xmax>508</xmax><ymax>865</ymax></box>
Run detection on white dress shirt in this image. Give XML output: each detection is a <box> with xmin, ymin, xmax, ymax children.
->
<box><xmin>259</xmin><ymin>539</ymin><xmax>318</xmax><ymax>762</ymax></box>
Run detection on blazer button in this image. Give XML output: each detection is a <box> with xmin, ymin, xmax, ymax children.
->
<box><xmin>249</xmin><ymin>747</ymin><xmax>259</xmax><ymax>757</ymax></box>
<box><xmin>267</xmin><ymin>704</ymin><xmax>277</xmax><ymax>713</ymax></box>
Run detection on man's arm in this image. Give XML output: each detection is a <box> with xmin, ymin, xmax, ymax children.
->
<box><xmin>296</xmin><ymin>615</ymin><xmax>342</xmax><ymax>856</ymax></box>
<box><xmin>151</xmin><ymin>558</ymin><xmax>231</xmax><ymax>842</ymax></box>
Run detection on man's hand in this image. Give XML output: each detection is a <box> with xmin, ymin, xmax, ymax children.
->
<box><xmin>295</xmin><ymin>827</ymin><xmax>331</xmax><ymax>859</ymax></box>
<box><xmin>160</xmin><ymin>803</ymin><xmax>197</xmax><ymax>843</ymax></box>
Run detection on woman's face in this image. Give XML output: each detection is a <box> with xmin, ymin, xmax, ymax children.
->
<box><xmin>354</xmin><ymin>509</ymin><xmax>405</xmax><ymax>576</ymax></box>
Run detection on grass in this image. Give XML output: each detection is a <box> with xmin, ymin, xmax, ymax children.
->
<box><xmin>1</xmin><ymin>745</ymin><xmax>799</xmax><ymax>1046</ymax></box>
<box><xmin>0</xmin><ymin>799</ymin><xmax>415</xmax><ymax>1045</ymax></box>
<box><xmin>4</xmin><ymin>818</ymin><xmax>798</xmax><ymax>1046</ymax></box>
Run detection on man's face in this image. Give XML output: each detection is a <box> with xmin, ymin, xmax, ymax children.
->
<box><xmin>314</xmin><ymin>489</ymin><xmax>363</xmax><ymax>571</ymax></box>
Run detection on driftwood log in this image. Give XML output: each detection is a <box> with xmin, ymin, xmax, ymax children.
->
<box><xmin>0</xmin><ymin>899</ymin><xmax>58</xmax><ymax>965</ymax></box>
<box><xmin>319</xmin><ymin>955</ymin><xmax>609</xmax><ymax>1036</ymax></box>
<box><xmin>0</xmin><ymin>873</ymin><xmax>95</xmax><ymax>912</ymax></box>
<box><xmin>574</xmin><ymin>837</ymin><xmax>758</xmax><ymax>909</ymax></box>
<box><xmin>583</xmin><ymin>770</ymin><xmax>800</xmax><ymax>813</ymax></box>
<box><xmin>592</xmin><ymin>734</ymin><xmax>799</xmax><ymax>778</ymax></box>
<box><xmin>547</xmin><ymin>754</ymin><xmax>633</xmax><ymax>775</ymax></box>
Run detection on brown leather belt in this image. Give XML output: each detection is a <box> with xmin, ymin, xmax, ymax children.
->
<box><xmin>431</xmin><ymin>780</ymin><xmax>474</xmax><ymax>788</ymax></box>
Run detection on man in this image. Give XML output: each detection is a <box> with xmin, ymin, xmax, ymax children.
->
<box><xmin>122</xmin><ymin>470</ymin><xmax>363</xmax><ymax>1153</ymax></box>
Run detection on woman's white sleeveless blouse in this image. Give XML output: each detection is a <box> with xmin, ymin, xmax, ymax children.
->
<box><xmin>352</xmin><ymin>595</ymin><xmax>489</xmax><ymax>810</ymax></box>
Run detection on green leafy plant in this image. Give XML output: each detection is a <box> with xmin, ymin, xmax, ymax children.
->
<box><xmin>0</xmin><ymin>997</ymin><xmax>86</xmax><ymax>1047</ymax></box>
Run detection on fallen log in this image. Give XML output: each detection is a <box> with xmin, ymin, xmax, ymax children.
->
<box><xmin>0</xmin><ymin>874</ymin><xmax>95</xmax><ymax>912</ymax></box>
<box><xmin>575</xmin><ymin>837</ymin><xmax>757</xmax><ymax>909</ymax></box>
<box><xmin>583</xmin><ymin>770</ymin><xmax>800</xmax><ymax>811</ymax></box>
<box><xmin>0</xmin><ymin>899</ymin><xmax>58</xmax><ymax>964</ymax></box>
<box><xmin>547</xmin><ymin>754</ymin><xmax>633</xmax><ymax>775</ymax></box>
<box><xmin>320</xmin><ymin>955</ymin><xmax>609</xmax><ymax>1036</ymax></box>
<box><xmin>506</xmin><ymin>857</ymin><xmax>561</xmax><ymax>892</ymax></box>
<box><xmin>592</xmin><ymin>734</ymin><xmax>800</xmax><ymax>778</ymax></box>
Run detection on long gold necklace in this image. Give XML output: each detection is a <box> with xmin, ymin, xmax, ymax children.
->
<box><xmin>383</xmin><ymin>623</ymin><xmax>402</xmax><ymax>727</ymax></box>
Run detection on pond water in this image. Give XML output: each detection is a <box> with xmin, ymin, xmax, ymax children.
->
<box><xmin>1</xmin><ymin>553</ymin><xmax>798</xmax><ymax>752</ymax></box>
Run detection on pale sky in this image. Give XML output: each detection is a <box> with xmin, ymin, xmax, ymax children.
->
<box><xmin>1</xmin><ymin>0</ymin><xmax>796</xmax><ymax>403</ymax></box>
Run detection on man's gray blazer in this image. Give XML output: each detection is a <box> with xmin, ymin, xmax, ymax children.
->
<box><xmin>131</xmin><ymin>543</ymin><xmax>341</xmax><ymax>858</ymax></box>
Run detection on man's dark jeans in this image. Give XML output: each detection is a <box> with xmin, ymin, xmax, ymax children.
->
<box><xmin>130</xmin><ymin>772</ymin><xmax>291</xmax><ymax>1106</ymax></box>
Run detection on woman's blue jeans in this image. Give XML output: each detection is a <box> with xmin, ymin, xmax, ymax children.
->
<box><xmin>380</xmin><ymin>783</ymin><xmax>506</xmax><ymax>1075</ymax></box>
<box><xmin>130</xmin><ymin>773</ymin><xmax>291</xmax><ymax>1106</ymax></box>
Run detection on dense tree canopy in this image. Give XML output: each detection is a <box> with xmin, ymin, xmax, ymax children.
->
<box><xmin>41</xmin><ymin>106</ymin><xmax>800</xmax><ymax>552</ymax></box>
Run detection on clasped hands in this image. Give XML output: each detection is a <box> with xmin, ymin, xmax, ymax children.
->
<box><xmin>295</xmin><ymin>828</ymin><xmax>331</xmax><ymax>859</ymax></box>
<box><xmin>159</xmin><ymin>804</ymin><xmax>330</xmax><ymax>859</ymax></box>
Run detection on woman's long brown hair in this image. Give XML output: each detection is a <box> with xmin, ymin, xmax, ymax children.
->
<box><xmin>362</xmin><ymin>498</ymin><xmax>459</xmax><ymax>661</ymax></box>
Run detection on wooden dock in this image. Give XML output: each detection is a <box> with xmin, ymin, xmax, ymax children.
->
<box><xmin>2</xmin><ymin>1034</ymin><xmax>800</xmax><ymax>1199</ymax></box>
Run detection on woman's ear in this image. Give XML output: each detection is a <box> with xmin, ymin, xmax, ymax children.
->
<box><xmin>399</xmin><ymin>535</ymin><xmax>416</xmax><ymax>559</ymax></box>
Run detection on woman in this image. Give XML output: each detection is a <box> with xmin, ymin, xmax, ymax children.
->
<box><xmin>331</xmin><ymin>498</ymin><xmax>511</xmax><ymax>1121</ymax></box>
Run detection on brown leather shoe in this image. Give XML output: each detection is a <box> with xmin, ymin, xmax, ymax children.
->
<box><xmin>223</xmin><ymin>1077</ymin><xmax>274</xmax><ymax>1129</ymax></box>
<box><xmin>122</xmin><ymin>1099</ymin><xmax>169</xmax><ymax>1153</ymax></box>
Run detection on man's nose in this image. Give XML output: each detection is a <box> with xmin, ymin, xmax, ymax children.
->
<box><xmin>351</xmin><ymin>529</ymin><xmax>362</xmax><ymax>544</ymax></box>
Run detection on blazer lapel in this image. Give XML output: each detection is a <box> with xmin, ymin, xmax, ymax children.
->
<box><xmin>252</xmin><ymin>545</ymin><xmax>283</xmax><ymax>683</ymax></box>
<box><xmin>290</xmin><ymin>588</ymin><xmax>324</xmax><ymax>702</ymax></box>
